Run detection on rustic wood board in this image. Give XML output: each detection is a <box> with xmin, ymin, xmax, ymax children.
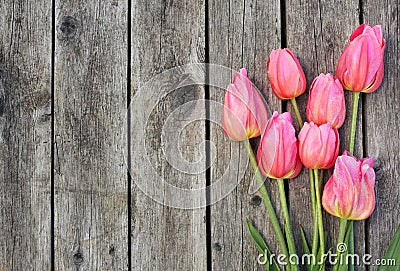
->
<box><xmin>362</xmin><ymin>0</ymin><xmax>400</xmax><ymax>268</ymax></box>
<box><xmin>208</xmin><ymin>0</ymin><xmax>283</xmax><ymax>269</ymax></box>
<box><xmin>53</xmin><ymin>1</ymin><xmax>128</xmax><ymax>270</ymax></box>
<box><xmin>0</xmin><ymin>1</ymin><xmax>52</xmax><ymax>270</ymax></box>
<box><xmin>130</xmin><ymin>0</ymin><xmax>207</xmax><ymax>270</ymax></box>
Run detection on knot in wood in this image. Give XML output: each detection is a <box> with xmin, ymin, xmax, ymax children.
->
<box><xmin>58</xmin><ymin>16</ymin><xmax>79</xmax><ymax>40</ymax></box>
<box><xmin>373</xmin><ymin>158</ymin><xmax>384</xmax><ymax>181</ymax></box>
<box><xmin>109</xmin><ymin>245</ymin><xmax>115</xmax><ymax>256</ymax></box>
<box><xmin>73</xmin><ymin>251</ymin><xmax>84</xmax><ymax>266</ymax></box>
<box><xmin>0</xmin><ymin>89</ymin><xmax>4</xmax><ymax>117</ymax></box>
<box><xmin>213</xmin><ymin>242</ymin><xmax>222</xmax><ymax>252</ymax></box>
<box><xmin>251</xmin><ymin>195</ymin><xmax>262</xmax><ymax>206</ymax></box>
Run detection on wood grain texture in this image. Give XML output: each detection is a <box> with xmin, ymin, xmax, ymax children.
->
<box><xmin>285</xmin><ymin>0</ymin><xmax>365</xmax><ymax>268</ymax></box>
<box><xmin>54</xmin><ymin>1</ymin><xmax>128</xmax><ymax>270</ymax></box>
<box><xmin>362</xmin><ymin>0</ymin><xmax>400</xmax><ymax>268</ymax></box>
<box><xmin>0</xmin><ymin>1</ymin><xmax>52</xmax><ymax>270</ymax></box>
<box><xmin>208</xmin><ymin>0</ymin><xmax>283</xmax><ymax>269</ymax></box>
<box><xmin>130</xmin><ymin>0</ymin><xmax>207</xmax><ymax>270</ymax></box>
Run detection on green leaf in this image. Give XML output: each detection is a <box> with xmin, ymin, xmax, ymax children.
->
<box><xmin>308</xmin><ymin>243</ymin><xmax>320</xmax><ymax>271</ymax></box>
<box><xmin>284</xmin><ymin>223</ymin><xmax>297</xmax><ymax>271</ymax></box>
<box><xmin>300</xmin><ymin>226</ymin><xmax>311</xmax><ymax>255</ymax></box>
<box><xmin>378</xmin><ymin>224</ymin><xmax>400</xmax><ymax>271</ymax></box>
<box><xmin>246</xmin><ymin>218</ymin><xmax>281</xmax><ymax>271</ymax></box>
<box><xmin>313</xmin><ymin>246</ymin><xmax>331</xmax><ymax>271</ymax></box>
<box><xmin>300</xmin><ymin>226</ymin><xmax>312</xmax><ymax>271</ymax></box>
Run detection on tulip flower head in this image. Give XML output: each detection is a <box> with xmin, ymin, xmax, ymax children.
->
<box><xmin>322</xmin><ymin>151</ymin><xmax>376</xmax><ymax>220</ymax></box>
<box><xmin>257</xmin><ymin>112</ymin><xmax>302</xmax><ymax>179</ymax></box>
<box><xmin>267</xmin><ymin>48</ymin><xmax>307</xmax><ymax>100</ymax></box>
<box><xmin>298</xmin><ymin>122</ymin><xmax>340</xmax><ymax>169</ymax></box>
<box><xmin>222</xmin><ymin>68</ymin><xmax>269</xmax><ymax>141</ymax></box>
<box><xmin>306</xmin><ymin>73</ymin><xmax>346</xmax><ymax>129</ymax></box>
<box><xmin>336</xmin><ymin>24</ymin><xmax>385</xmax><ymax>93</ymax></box>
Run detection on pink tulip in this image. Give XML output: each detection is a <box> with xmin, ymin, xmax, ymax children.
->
<box><xmin>222</xmin><ymin>68</ymin><xmax>269</xmax><ymax>141</ymax></box>
<box><xmin>322</xmin><ymin>151</ymin><xmax>376</xmax><ymax>220</ymax></box>
<box><xmin>257</xmin><ymin>112</ymin><xmax>302</xmax><ymax>179</ymax></box>
<box><xmin>306</xmin><ymin>74</ymin><xmax>346</xmax><ymax>129</ymax></box>
<box><xmin>298</xmin><ymin>122</ymin><xmax>339</xmax><ymax>169</ymax></box>
<box><xmin>267</xmin><ymin>48</ymin><xmax>307</xmax><ymax>100</ymax></box>
<box><xmin>336</xmin><ymin>24</ymin><xmax>385</xmax><ymax>93</ymax></box>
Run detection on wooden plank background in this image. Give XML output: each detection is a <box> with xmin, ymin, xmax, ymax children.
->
<box><xmin>54</xmin><ymin>1</ymin><xmax>128</xmax><ymax>270</ymax></box>
<box><xmin>208</xmin><ymin>1</ymin><xmax>284</xmax><ymax>270</ymax></box>
<box><xmin>0</xmin><ymin>1</ymin><xmax>52</xmax><ymax>270</ymax></box>
<box><xmin>130</xmin><ymin>0</ymin><xmax>207</xmax><ymax>270</ymax></box>
<box><xmin>0</xmin><ymin>0</ymin><xmax>398</xmax><ymax>270</ymax></box>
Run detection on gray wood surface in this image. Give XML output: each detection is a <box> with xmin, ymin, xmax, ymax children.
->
<box><xmin>130</xmin><ymin>0</ymin><xmax>207</xmax><ymax>270</ymax></box>
<box><xmin>208</xmin><ymin>0</ymin><xmax>283</xmax><ymax>269</ymax></box>
<box><xmin>363</xmin><ymin>1</ymin><xmax>400</xmax><ymax>269</ymax></box>
<box><xmin>0</xmin><ymin>0</ymin><xmax>398</xmax><ymax>270</ymax></box>
<box><xmin>54</xmin><ymin>1</ymin><xmax>128</xmax><ymax>270</ymax></box>
<box><xmin>0</xmin><ymin>1</ymin><xmax>52</xmax><ymax>270</ymax></box>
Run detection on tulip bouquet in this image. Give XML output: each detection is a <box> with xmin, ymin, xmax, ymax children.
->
<box><xmin>222</xmin><ymin>24</ymin><xmax>400</xmax><ymax>271</ymax></box>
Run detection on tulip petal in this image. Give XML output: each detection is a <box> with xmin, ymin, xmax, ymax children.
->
<box><xmin>322</xmin><ymin>175</ymin><xmax>339</xmax><ymax>217</ymax></box>
<box><xmin>222</xmin><ymin>86</ymin><xmax>248</xmax><ymax>140</ymax></box>
<box><xmin>372</xmin><ymin>25</ymin><xmax>384</xmax><ymax>46</ymax></box>
<box><xmin>332</xmin><ymin>155</ymin><xmax>359</xmax><ymax>217</ymax></box>
<box><xmin>350</xmin><ymin>24</ymin><xmax>369</xmax><ymax>41</ymax></box>
<box><xmin>349</xmin><ymin>163</ymin><xmax>376</xmax><ymax>220</ymax></box>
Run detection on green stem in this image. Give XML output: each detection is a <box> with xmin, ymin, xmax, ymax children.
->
<box><xmin>290</xmin><ymin>98</ymin><xmax>303</xmax><ymax>128</ymax></box>
<box><xmin>243</xmin><ymin>140</ymin><xmax>290</xmax><ymax>267</ymax></box>
<box><xmin>309</xmin><ymin>169</ymin><xmax>319</xmax><ymax>256</ymax></box>
<box><xmin>277</xmin><ymin>178</ymin><xmax>299</xmax><ymax>271</ymax></box>
<box><xmin>333</xmin><ymin>218</ymin><xmax>348</xmax><ymax>271</ymax></box>
<box><xmin>319</xmin><ymin>170</ymin><xmax>324</xmax><ymax>184</ymax></box>
<box><xmin>348</xmin><ymin>92</ymin><xmax>360</xmax><ymax>155</ymax></box>
<box><xmin>314</xmin><ymin>169</ymin><xmax>325</xmax><ymax>256</ymax></box>
<box><xmin>346</xmin><ymin>91</ymin><xmax>360</xmax><ymax>271</ymax></box>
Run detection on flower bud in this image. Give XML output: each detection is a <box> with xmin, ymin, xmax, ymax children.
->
<box><xmin>298</xmin><ymin>122</ymin><xmax>339</xmax><ymax>169</ymax></box>
<box><xmin>336</xmin><ymin>24</ymin><xmax>385</xmax><ymax>93</ymax></box>
<box><xmin>257</xmin><ymin>112</ymin><xmax>302</xmax><ymax>179</ymax></box>
<box><xmin>267</xmin><ymin>48</ymin><xmax>307</xmax><ymax>100</ymax></box>
<box><xmin>322</xmin><ymin>151</ymin><xmax>376</xmax><ymax>220</ymax></box>
<box><xmin>306</xmin><ymin>73</ymin><xmax>346</xmax><ymax>128</ymax></box>
<box><xmin>222</xmin><ymin>68</ymin><xmax>269</xmax><ymax>141</ymax></box>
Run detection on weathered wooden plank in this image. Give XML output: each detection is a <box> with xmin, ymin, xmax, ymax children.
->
<box><xmin>0</xmin><ymin>1</ymin><xmax>52</xmax><ymax>270</ymax></box>
<box><xmin>54</xmin><ymin>1</ymin><xmax>128</xmax><ymax>270</ymax></box>
<box><xmin>130</xmin><ymin>0</ymin><xmax>207</xmax><ymax>270</ymax></box>
<box><xmin>285</xmin><ymin>0</ymin><xmax>364</xmax><ymax>267</ymax></box>
<box><xmin>362</xmin><ymin>0</ymin><xmax>400</xmax><ymax>268</ymax></box>
<box><xmin>208</xmin><ymin>0</ymin><xmax>283</xmax><ymax>269</ymax></box>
